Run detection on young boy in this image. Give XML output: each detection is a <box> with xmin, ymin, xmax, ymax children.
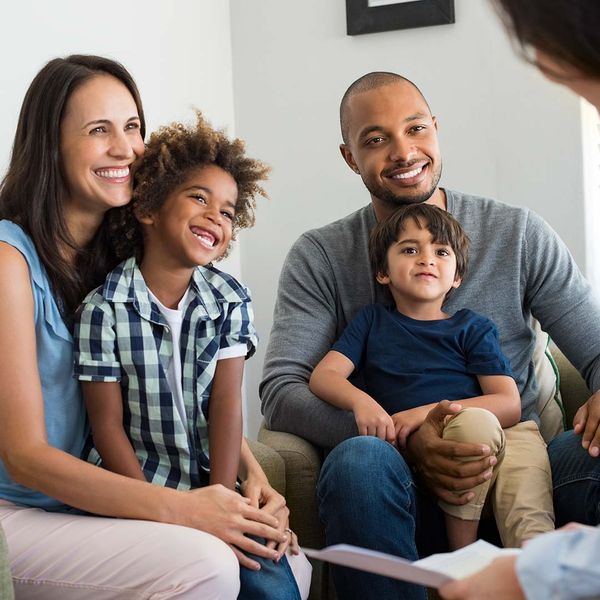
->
<box><xmin>73</xmin><ymin>113</ymin><xmax>267</xmax><ymax>493</ymax></box>
<box><xmin>73</xmin><ymin>114</ymin><xmax>314</xmax><ymax>599</ymax></box>
<box><xmin>309</xmin><ymin>203</ymin><xmax>554</xmax><ymax>549</ymax></box>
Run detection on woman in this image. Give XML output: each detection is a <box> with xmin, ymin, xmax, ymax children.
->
<box><xmin>0</xmin><ymin>54</ymin><xmax>310</xmax><ymax>599</ymax></box>
<box><xmin>440</xmin><ymin>1</ymin><xmax>600</xmax><ymax>598</ymax></box>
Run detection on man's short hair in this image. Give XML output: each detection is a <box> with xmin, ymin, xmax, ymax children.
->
<box><xmin>369</xmin><ymin>203</ymin><xmax>469</xmax><ymax>282</ymax></box>
<box><xmin>339</xmin><ymin>72</ymin><xmax>431</xmax><ymax>144</ymax></box>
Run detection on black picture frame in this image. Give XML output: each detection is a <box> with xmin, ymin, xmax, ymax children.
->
<box><xmin>346</xmin><ymin>0</ymin><xmax>455</xmax><ymax>36</ymax></box>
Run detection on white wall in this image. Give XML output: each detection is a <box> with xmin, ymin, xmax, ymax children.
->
<box><xmin>230</xmin><ymin>0</ymin><xmax>586</xmax><ymax>438</ymax></box>
<box><xmin>0</xmin><ymin>0</ymin><xmax>243</xmax><ymax>276</ymax></box>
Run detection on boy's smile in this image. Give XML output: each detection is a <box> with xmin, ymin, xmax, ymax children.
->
<box><xmin>376</xmin><ymin>217</ymin><xmax>461</xmax><ymax>320</ymax></box>
<box><xmin>140</xmin><ymin>164</ymin><xmax>238</xmax><ymax>273</ymax></box>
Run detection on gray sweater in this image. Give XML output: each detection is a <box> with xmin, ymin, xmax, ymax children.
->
<box><xmin>260</xmin><ymin>189</ymin><xmax>600</xmax><ymax>448</ymax></box>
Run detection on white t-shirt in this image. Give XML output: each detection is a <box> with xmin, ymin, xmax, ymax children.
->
<box><xmin>148</xmin><ymin>287</ymin><xmax>247</xmax><ymax>424</ymax></box>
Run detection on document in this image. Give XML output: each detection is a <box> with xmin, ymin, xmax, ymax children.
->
<box><xmin>302</xmin><ymin>539</ymin><xmax>520</xmax><ymax>588</ymax></box>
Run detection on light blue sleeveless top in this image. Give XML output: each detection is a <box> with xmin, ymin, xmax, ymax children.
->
<box><xmin>0</xmin><ymin>221</ymin><xmax>86</xmax><ymax>511</ymax></box>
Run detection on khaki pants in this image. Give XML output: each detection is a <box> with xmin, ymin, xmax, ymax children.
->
<box><xmin>439</xmin><ymin>408</ymin><xmax>555</xmax><ymax>547</ymax></box>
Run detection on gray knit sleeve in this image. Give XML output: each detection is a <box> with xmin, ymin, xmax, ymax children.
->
<box><xmin>260</xmin><ymin>233</ymin><xmax>357</xmax><ymax>448</ymax></box>
<box><xmin>525</xmin><ymin>210</ymin><xmax>600</xmax><ymax>393</ymax></box>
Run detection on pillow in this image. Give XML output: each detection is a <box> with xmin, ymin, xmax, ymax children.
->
<box><xmin>532</xmin><ymin>320</ymin><xmax>566</xmax><ymax>442</ymax></box>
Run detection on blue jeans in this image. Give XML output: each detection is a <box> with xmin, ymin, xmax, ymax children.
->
<box><xmin>317</xmin><ymin>436</ymin><xmax>447</xmax><ymax>600</ymax></box>
<box><xmin>239</xmin><ymin>539</ymin><xmax>300</xmax><ymax>600</ymax></box>
<box><xmin>549</xmin><ymin>429</ymin><xmax>600</xmax><ymax>526</ymax></box>
<box><xmin>192</xmin><ymin>476</ymin><xmax>300</xmax><ymax>599</ymax></box>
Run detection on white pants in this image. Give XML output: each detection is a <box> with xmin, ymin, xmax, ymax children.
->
<box><xmin>0</xmin><ymin>501</ymin><xmax>311</xmax><ymax>599</ymax></box>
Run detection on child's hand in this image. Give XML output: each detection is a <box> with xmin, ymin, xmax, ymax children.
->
<box><xmin>354</xmin><ymin>398</ymin><xmax>396</xmax><ymax>444</ymax></box>
<box><xmin>392</xmin><ymin>405</ymin><xmax>431</xmax><ymax>449</ymax></box>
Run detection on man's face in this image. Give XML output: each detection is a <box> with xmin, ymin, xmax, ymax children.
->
<box><xmin>340</xmin><ymin>81</ymin><xmax>442</xmax><ymax>211</ymax></box>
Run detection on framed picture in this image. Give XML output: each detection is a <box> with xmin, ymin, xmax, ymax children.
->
<box><xmin>346</xmin><ymin>0</ymin><xmax>455</xmax><ymax>36</ymax></box>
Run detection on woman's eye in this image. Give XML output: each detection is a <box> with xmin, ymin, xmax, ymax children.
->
<box><xmin>126</xmin><ymin>122</ymin><xmax>140</xmax><ymax>130</ymax></box>
<box><xmin>90</xmin><ymin>126</ymin><xmax>107</xmax><ymax>135</ymax></box>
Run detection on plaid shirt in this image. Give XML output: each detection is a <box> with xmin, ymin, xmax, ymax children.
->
<box><xmin>73</xmin><ymin>257</ymin><xmax>257</xmax><ymax>490</ymax></box>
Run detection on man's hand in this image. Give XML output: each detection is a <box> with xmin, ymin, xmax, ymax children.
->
<box><xmin>354</xmin><ymin>398</ymin><xmax>396</xmax><ymax>443</ymax></box>
<box><xmin>405</xmin><ymin>401</ymin><xmax>496</xmax><ymax>504</ymax></box>
<box><xmin>438</xmin><ymin>556</ymin><xmax>524</xmax><ymax>600</ymax></box>
<box><xmin>573</xmin><ymin>390</ymin><xmax>600</xmax><ymax>457</ymax></box>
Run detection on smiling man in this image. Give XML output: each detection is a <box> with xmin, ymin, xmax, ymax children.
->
<box><xmin>260</xmin><ymin>72</ymin><xmax>600</xmax><ymax>599</ymax></box>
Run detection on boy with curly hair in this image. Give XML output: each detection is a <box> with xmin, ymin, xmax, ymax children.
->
<box><xmin>71</xmin><ymin>115</ymin><xmax>312</xmax><ymax>598</ymax></box>
<box><xmin>75</xmin><ymin>111</ymin><xmax>267</xmax><ymax>491</ymax></box>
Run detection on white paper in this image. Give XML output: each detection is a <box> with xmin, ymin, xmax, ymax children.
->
<box><xmin>302</xmin><ymin>540</ymin><xmax>521</xmax><ymax>588</ymax></box>
<box><xmin>415</xmin><ymin>540</ymin><xmax>521</xmax><ymax>580</ymax></box>
<box><xmin>368</xmin><ymin>0</ymin><xmax>425</xmax><ymax>7</ymax></box>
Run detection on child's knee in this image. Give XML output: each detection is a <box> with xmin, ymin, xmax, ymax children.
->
<box><xmin>443</xmin><ymin>407</ymin><xmax>505</xmax><ymax>455</ymax></box>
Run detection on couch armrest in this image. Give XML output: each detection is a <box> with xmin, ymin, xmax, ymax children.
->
<box><xmin>258</xmin><ymin>424</ymin><xmax>325</xmax><ymax>550</ymax></box>
<box><xmin>246</xmin><ymin>438</ymin><xmax>287</xmax><ymax>496</ymax></box>
<box><xmin>0</xmin><ymin>523</ymin><xmax>13</xmax><ymax>600</ymax></box>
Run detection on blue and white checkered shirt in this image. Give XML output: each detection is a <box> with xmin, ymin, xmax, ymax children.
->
<box><xmin>73</xmin><ymin>257</ymin><xmax>257</xmax><ymax>490</ymax></box>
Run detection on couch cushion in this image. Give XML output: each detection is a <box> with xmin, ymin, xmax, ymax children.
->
<box><xmin>533</xmin><ymin>321</ymin><xmax>566</xmax><ymax>442</ymax></box>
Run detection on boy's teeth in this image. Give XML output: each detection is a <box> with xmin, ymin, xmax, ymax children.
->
<box><xmin>96</xmin><ymin>167</ymin><xmax>129</xmax><ymax>178</ymax></box>
<box><xmin>193</xmin><ymin>232</ymin><xmax>215</xmax><ymax>248</ymax></box>
<box><xmin>393</xmin><ymin>166</ymin><xmax>423</xmax><ymax>179</ymax></box>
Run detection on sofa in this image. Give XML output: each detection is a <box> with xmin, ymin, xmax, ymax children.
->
<box><xmin>256</xmin><ymin>346</ymin><xmax>592</xmax><ymax>600</ymax></box>
<box><xmin>0</xmin><ymin>521</ymin><xmax>12</xmax><ymax>600</ymax></box>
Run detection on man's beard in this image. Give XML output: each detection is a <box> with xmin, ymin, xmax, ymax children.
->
<box><xmin>363</xmin><ymin>162</ymin><xmax>442</xmax><ymax>207</ymax></box>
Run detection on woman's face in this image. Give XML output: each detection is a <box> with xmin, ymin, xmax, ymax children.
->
<box><xmin>60</xmin><ymin>74</ymin><xmax>144</xmax><ymax>217</ymax></box>
<box><xmin>536</xmin><ymin>49</ymin><xmax>600</xmax><ymax>112</ymax></box>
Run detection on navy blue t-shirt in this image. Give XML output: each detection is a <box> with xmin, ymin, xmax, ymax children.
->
<box><xmin>332</xmin><ymin>305</ymin><xmax>513</xmax><ymax>414</ymax></box>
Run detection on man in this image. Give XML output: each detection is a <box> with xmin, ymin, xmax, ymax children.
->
<box><xmin>440</xmin><ymin>1</ymin><xmax>600</xmax><ymax>598</ymax></box>
<box><xmin>261</xmin><ymin>71</ymin><xmax>600</xmax><ymax>599</ymax></box>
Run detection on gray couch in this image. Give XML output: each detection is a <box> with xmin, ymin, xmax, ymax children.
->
<box><xmin>0</xmin><ymin>521</ymin><xmax>13</xmax><ymax>600</ymax></box>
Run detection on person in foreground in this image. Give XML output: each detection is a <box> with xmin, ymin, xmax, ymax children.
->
<box><xmin>261</xmin><ymin>68</ymin><xmax>600</xmax><ymax>599</ymax></box>
<box><xmin>309</xmin><ymin>203</ymin><xmax>553</xmax><ymax>551</ymax></box>
<box><xmin>0</xmin><ymin>54</ymin><xmax>309</xmax><ymax>599</ymax></box>
<box><xmin>74</xmin><ymin>112</ymin><xmax>310</xmax><ymax>598</ymax></box>
<box><xmin>439</xmin><ymin>1</ymin><xmax>600</xmax><ymax>598</ymax></box>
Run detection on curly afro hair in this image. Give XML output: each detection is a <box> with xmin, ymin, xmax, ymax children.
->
<box><xmin>110</xmin><ymin>111</ymin><xmax>269</xmax><ymax>262</ymax></box>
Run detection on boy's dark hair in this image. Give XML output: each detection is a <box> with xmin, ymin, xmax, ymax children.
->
<box><xmin>111</xmin><ymin>111</ymin><xmax>269</xmax><ymax>261</ymax></box>
<box><xmin>369</xmin><ymin>203</ymin><xmax>469</xmax><ymax>281</ymax></box>
<box><xmin>0</xmin><ymin>54</ymin><xmax>145</xmax><ymax>316</ymax></box>
<box><xmin>492</xmin><ymin>0</ymin><xmax>600</xmax><ymax>78</ymax></box>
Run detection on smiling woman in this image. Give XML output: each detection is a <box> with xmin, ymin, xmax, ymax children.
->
<box><xmin>59</xmin><ymin>75</ymin><xmax>144</xmax><ymax>218</ymax></box>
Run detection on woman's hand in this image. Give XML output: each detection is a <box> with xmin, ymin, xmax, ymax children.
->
<box><xmin>239</xmin><ymin>470</ymin><xmax>299</xmax><ymax>558</ymax></box>
<box><xmin>180</xmin><ymin>484</ymin><xmax>287</xmax><ymax>570</ymax></box>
